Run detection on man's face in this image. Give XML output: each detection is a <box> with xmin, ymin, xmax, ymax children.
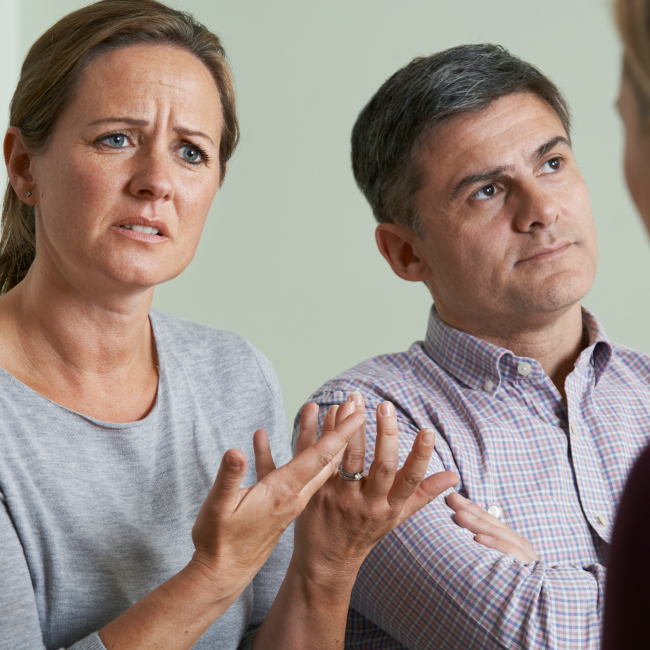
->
<box><xmin>413</xmin><ymin>92</ymin><xmax>598</xmax><ymax>332</ymax></box>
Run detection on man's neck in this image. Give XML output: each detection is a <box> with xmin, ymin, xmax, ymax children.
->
<box><xmin>438</xmin><ymin>303</ymin><xmax>588</xmax><ymax>401</ymax></box>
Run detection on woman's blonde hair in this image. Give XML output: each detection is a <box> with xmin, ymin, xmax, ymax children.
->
<box><xmin>0</xmin><ymin>0</ymin><xmax>239</xmax><ymax>294</ymax></box>
<box><xmin>615</xmin><ymin>0</ymin><xmax>650</xmax><ymax>115</ymax></box>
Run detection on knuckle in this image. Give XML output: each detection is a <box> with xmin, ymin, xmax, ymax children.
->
<box><xmin>218</xmin><ymin>475</ymin><xmax>240</xmax><ymax>490</ymax></box>
<box><xmin>403</xmin><ymin>471</ymin><xmax>426</xmax><ymax>488</ymax></box>
<box><xmin>374</xmin><ymin>459</ymin><xmax>398</xmax><ymax>479</ymax></box>
<box><xmin>414</xmin><ymin>449</ymin><xmax>432</xmax><ymax>462</ymax></box>
<box><xmin>316</xmin><ymin>447</ymin><xmax>336</xmax><ymax>469</ymax></box>
<box><xmin>345</xmin><ymin>449</ymin><xmax>366</xmax><ymax>466</ymax></box>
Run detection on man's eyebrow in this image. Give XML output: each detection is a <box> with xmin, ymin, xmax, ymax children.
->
<box><xmin>448</xmin><ymin>135</ymin><xmax>571</xmax><ymax>202</ymax></box>
<box><xmin>87</xmin><ymin>118</ymin><xmax>215</xmax><ymax>147</ymax></box>
<box><xmin>531</xmin><ymin>135</ymin><xmax>571</xmax><ymax>163</ymax></box>
<box><xmin>450</xmin><ymin>165</ymin><xmax>515</xmax><ymax>202</ymax></box>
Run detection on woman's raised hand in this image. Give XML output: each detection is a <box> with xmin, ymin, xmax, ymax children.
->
<box><xmin>189</xmin><ymin>407</ymin><xmax>365</xmax><ymax>604</ymax></box>
<box><xmin>290</xmin><ymin>393</ymin><xmax>459</xmax><ymax>590</ymax></box>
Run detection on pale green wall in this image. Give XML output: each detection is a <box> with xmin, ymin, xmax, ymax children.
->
<box><xmin>17</xmin><ymin>0</ymin><xmax>647</xmax><ymax>428</ymax></box>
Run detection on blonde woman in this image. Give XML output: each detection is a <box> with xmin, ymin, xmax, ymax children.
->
<box><xmin>603</xmin><ymin>0</ymin><xmax>650</xmax><ymax>647</ymax></box>
<box><xmin>0</xmin><ymin>1</ymin><xmax>458</xmax><ymax>649</ymax></box>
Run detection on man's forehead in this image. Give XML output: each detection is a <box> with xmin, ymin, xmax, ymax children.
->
<box><xmin>419</xmin><ymin>92</ymin><xmax>569</xmax><ymax>189</ymax></box>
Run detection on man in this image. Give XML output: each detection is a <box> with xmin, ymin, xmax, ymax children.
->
<box><xmin>296</xmin><ymin>44</ymin><xmax>650</xmax><ymax>649</ymax></box>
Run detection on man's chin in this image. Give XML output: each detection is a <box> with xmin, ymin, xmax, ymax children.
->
<box><xmin>509</xmin><ymin>281</ymin><xmax>592</xmax><ymax>315</ymax></box>
<box><xmin>507</xmin><ymin>263</ymin><xmax>595</xmax><ymax>313</ymax></box>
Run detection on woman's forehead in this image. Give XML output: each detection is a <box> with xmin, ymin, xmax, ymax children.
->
<box><xmin>65</xmin><ymin>44</ymin><xmax>222</xmax><ymax>134</ymax></box>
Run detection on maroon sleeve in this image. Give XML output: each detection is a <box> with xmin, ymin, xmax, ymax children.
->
<box><xmin>602</xmin><ymin>443</ymin><xmax>650</xmax><ymax>649</ymax></box>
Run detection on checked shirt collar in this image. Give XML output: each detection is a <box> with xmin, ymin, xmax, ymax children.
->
<box><xmin>421</xmin><ymin>305</ymin><xmax>613</xmax><ymax>395</ymax></box>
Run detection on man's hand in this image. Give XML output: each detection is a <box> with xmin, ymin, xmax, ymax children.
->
<box><xmin>446</xmin><ymin>492</ymin><xmax>539</xmax><ymax>563</ymax></box>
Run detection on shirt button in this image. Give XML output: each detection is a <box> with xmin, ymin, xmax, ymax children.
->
<box><xmin>487</xmin><ymin>504</ymin><xmax>502</xmax><ymax>519</ymax></box>
<box><xmin>597</xmin><ymin>513</ymin><xmax>607</xmax><ymax>527</ymax></box>
<box><xmin>571</xmin><ymin>424</ymin><xmax>580</xmax><ymax>438</ymax></box>
<box><xmin>517</xmin><ymin>361</ymin><xmax>532</xmax><ymax>377</ymax></box>
<box><xmin>483</xmin><ymin>380</ymin><xmax>494</xmax><ymax>392</ymax></box>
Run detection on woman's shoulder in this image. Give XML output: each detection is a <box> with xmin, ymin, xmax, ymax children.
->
<box><xmin>150</xmin><ymin>309</ymin><xmax>280</xmax><ymax>399</ymax></box>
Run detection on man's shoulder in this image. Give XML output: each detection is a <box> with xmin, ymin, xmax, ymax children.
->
<box><xmin>308</xmin><ymin>343</ymin><xmax>434</xmax><ymax>407</ymax></box>
<box><xmin>606</xmin><ymin>340</ymin><xmax>650</xmax><ymax>383</ymax></box>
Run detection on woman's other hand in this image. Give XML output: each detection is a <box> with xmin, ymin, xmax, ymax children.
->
<box><xmin>292</xmin><ymin>393</ymin><xmax>459</xmax><ymax>590</ymax></box>
<box><xmin>189</xmin><ymin>407</ymin><xmax>365</xmax><ymax>604</ymax></box>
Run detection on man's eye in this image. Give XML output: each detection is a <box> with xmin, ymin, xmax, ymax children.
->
<box><xmin>103</xmin><ymin>134</ymin><xmax>129</xmax><ymax>148</ymax></box>
<box><xmin>473</xmin><ymin>184</ymin><xmax>497</xmax><ymax>200</ymax></box>
<box><xmin>541</xmin><ymin>157</ymin><xmax>562</xmax><ymax>173</ymax></box>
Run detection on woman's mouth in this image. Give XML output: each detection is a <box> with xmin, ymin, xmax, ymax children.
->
<box><xmin>120</xmin><ymin>224</ymin><xmax>162</xmax><ymax>236</ymax></box>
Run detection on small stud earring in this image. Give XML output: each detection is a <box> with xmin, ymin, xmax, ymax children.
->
<box><xmin>25</xmin><ymin>191</ymin><xmax>32</xmax><ymax>198</ymax></box>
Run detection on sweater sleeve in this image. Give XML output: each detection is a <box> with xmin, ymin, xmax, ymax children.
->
<box><xmin>238</xmin><ymin>345</ymin><xmax>294</xmax><ymax>650</ymax></box>
<box><xmin>0</xmin><ymin>491</ymin><xmax>109</xmax><ymax>650</ymax></box>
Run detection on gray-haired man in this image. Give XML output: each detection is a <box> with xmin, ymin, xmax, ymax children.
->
<box><xmin>296</xmin><ymin>44</ymin><xmax>650</xmax><ymax>648</ymax></box>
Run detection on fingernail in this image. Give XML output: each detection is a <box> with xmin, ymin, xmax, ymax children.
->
<box><xmin>480</xmin><ymin>535</ymin><xmax>496</xmax><ymax>543</ymax></box>
<box><xmin>379</xmin><ymin>401</ymin><xmax>394</xmax><ymax>416</ymax></box>
<box><xmin>328</xmin><ymin>404</ymin><xmax>339</xmax><ymax>415</ymax></box>
<box><xmin>422</xmin><ymin>428</ymin><xmax>434</xmax><ymax>445</ymax></box>
<box><xmin>226</xmin><ymin>453</ymin><xmax>242</xmax><ymax>470</ymax></box>
<box><xmin>464</xmin><ymin>512</ymin><xmax>478</xmax><ymax>520</ymax></box>
<box><xmin>349</xmin><ymin>392</ymin><xmax>363</xmax><ymax>405</ymax></box>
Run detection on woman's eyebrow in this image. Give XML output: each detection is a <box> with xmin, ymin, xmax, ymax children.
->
<box><xmin>176</xmin><ymin>127</ymin><xmax>215</xmax><ymax>147</ymax></box>
<box><xmin>86</xmin><ymin>118</ymin><xmax>215</xmax><ymax>146</ymax></box>
<box><xmin>87</xmin><ymin>117</ymin><xmax>148</xmax><ymax>127</ymax></box>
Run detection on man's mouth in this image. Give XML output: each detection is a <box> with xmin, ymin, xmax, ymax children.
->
<box><xmin>518</xmin><ymin>242</ymin><xmax>573</xmax><ymax>264</ymax></box>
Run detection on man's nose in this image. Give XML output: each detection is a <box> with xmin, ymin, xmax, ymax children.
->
<box><xmin>128</xmin><ymin>146</ymin><xmax>174</xmax><ymax>202</ymax></box>
<box><xmin>514</xmin><ymin>181</ymin><xmax>559</xmax><ymax>232</ymax></box>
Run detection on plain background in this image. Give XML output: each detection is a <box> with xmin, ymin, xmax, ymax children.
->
<box><xmin>1</xmin><ymin>0</ymin><xmax>647</xmax><ymax>428</ymax></box>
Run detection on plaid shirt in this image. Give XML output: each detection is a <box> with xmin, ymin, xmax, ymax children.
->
<box><xmin>295</xmin><ymin>306</ymin><xmax>650</xmax><ymax>649</ymax></box>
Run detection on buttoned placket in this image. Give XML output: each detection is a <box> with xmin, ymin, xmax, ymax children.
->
<box><xmin>565</xmin><ymin>364</ymin><xmax>614</xmax><ymax>544</ymax></box>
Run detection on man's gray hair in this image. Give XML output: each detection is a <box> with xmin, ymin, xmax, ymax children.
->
<box><xmin>351</xmin><ymin>44</ymin><xmax>572</xmax><ymax>236</ymax></box>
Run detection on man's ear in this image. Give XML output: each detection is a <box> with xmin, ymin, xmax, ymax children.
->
<box><xmin>375</xmin><ymin>222</ymin><xmax>431</xmax><ymax>283</ymax></box>
<box><xmin>4</xmin><ymin>127</ymin><xmax>36</xmax><ymax>203</ymax></box>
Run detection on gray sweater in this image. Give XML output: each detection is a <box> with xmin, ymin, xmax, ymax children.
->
<box><xmin>0</xmin><ymin>310</ymin><xmax>293</xmax><ymax>650</ymax></box>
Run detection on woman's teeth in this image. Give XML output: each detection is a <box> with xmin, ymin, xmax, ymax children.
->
<box><xmin>121</xmin><ymin>224</ymin><xmax>160</xmax><ymax>235</ymax></box>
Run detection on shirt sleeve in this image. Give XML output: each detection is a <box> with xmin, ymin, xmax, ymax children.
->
<box><xmin>296</xmin><ymin>389</ymin><xmax>605</xmax><ymax>650</ymax></box>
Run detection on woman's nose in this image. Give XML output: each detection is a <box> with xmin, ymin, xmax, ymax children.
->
<box><xmin>128</xmin><ymin>148</ymin><xmax>174</xmax><ymax>202</ymax></box>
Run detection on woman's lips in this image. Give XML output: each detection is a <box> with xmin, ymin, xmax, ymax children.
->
<box><xmin>110</xmin><ymin>225</ymin><xmax>168</xmax><ymax>243</ymax></box>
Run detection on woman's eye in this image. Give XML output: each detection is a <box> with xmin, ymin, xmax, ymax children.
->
<box><xmin>180</xmin><ymin>145</ymin><xmax>203</xmax><ymax>164</ymax></box>
<box><xmin>473</xmin><ymin>184</ymin><xmax>498</xmax><ymax>200</ymax></box>
<box><xmin>104</xmin><ymin>134</ymin><xmax>128</xmax><ymax>148</ymax></box>
<box><xmin>541</xmin><ymin>157</ymin><xmax>562</xmax><ymax>174</ymax></box>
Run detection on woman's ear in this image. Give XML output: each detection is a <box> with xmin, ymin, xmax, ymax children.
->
<box><xmin>4</xmin><ymin>127</ymin><xmax>36</xmax><ymax>203</ymax></box>
<box><xmin>375</xmin><ymin>222</ymin><xmax>432</xmax><ymax>283</ymax></box>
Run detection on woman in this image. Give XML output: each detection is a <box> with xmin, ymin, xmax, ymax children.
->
<box><xmin>602</xmin><ymin>0</ymin><xmax>650</xmax><ymax>647</ymax></box>
<box><xmin>0</xmin><ymin>1</ymin><xmax>459</xmax><ymax>649</ymax></box>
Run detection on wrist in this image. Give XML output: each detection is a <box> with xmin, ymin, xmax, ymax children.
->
<box><xmin>285</xmin><ymin>554</ymin><xmax>360</xmax><ymax>608</ymax></box>
<box><xmin>183</xmin><ymin>553</ymin><xmax>243</xmax><ymax>610</ymax></box>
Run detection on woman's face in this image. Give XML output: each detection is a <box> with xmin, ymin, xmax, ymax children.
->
<box><xmin>617</xmin><ymin>67</ymin><xmax>650</xmax><ymax>234</ymax></box>
<box><xmin>28</xmin><ymin>43</ymin><xmax>223</xmax><ymax>294</ymax></box>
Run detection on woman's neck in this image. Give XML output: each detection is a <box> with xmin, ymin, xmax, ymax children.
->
<box><xmin>0</xmin><ymin>258</ymin><xmax>159</xmax><ymax>422</ymax></box>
